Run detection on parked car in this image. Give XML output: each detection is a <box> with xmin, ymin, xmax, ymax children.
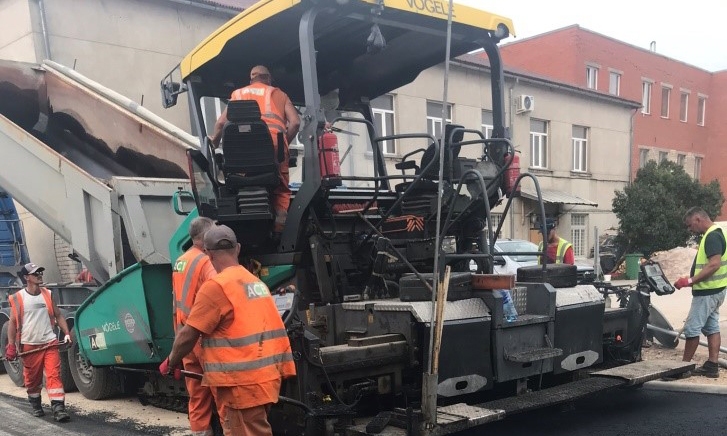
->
<box><xmin>491</xmin><ymin>239</ymin><xmax>596</xmax><ymax>284</ymax></box>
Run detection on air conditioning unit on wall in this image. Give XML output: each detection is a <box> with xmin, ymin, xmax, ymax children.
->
<box><xmin>516</xmin><ymin>95</ymin><xmax>535</xmax><ymax>114</ymax></box>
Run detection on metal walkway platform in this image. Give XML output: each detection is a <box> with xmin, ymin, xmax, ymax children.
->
<box><xmin>345</xmin><ymin>359</ymin><xmax>694</xmax><ymax>436</ymax></box>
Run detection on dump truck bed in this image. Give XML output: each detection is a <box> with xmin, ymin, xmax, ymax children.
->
<box><xmin>0</xmin><ymin>60</ymin><xmax>195</xmax><ymax>282</ymax></box>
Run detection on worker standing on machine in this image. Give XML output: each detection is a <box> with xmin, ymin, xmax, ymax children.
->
<box><xmin>210</xmin><ymin>66</ymin><xmax>300</xmax><ymax>237</ymax></box>
<box><xmin>5</xmin><ymin>263</ymin><xmax>71</xmax><ymax>422</ymax></box>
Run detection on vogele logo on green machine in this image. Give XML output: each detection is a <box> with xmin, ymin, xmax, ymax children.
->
<box><xmin>404</xmin><ymin>0</ymin><xmax>455</xmax><ymax>18</ymax></box>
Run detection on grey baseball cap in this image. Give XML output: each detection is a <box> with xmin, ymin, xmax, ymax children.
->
<box><xmin>204</xmin><ymin>225</ymin><xmax>238</xmax><ymax>250</ymax></box>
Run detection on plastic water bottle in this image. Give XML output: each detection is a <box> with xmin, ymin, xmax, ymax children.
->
<box><xmin>499</xmin><ymin>289</ymin><xmax>518</xmax><ymax>322</ymax></box>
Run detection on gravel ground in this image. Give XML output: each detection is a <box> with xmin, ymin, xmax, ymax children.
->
<box><xmin>0</xmin><ymin>375</ymin><xmax>189</xmax><ymax>435</ymax></box>
<box><xmin>642</xmin><ymin>340</ymin><xmax>727</xmax><ymax>385</ymax></box>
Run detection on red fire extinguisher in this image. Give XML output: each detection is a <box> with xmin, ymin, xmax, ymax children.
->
<box><xmin>503</xmin><ymin>152</ymin><xmax>521</xmax><ymax>196</ymax></box>
<box><xmin>318</xmin><ymin>130</ymin><xmax>342</xmax><ymax>186</ymax></box>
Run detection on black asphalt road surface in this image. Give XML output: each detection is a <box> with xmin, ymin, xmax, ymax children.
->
<box><xmin>462</xmin><ymin>387</ymin><xmax>727</xmax><ymax>436</ymax></box>
<box><xmin>0</xmin><ymin>393</ymin><xmax>175</xmax><ymax>436</ymax></box>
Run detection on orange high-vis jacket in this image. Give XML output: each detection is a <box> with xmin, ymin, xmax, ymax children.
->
<box><xmin>200</xmin><ymin>265</ymin><xmax>296</xmax><ymax>387</ymax></box>
<box><xmin>231</xmin><ymin>82</ymin><xmax>288</xmax><ymax>146</ymax></box>
<box><xmin>172</xmin><ymin>247</ymin><xmax>213</xmax><ymax>332</ymax></box>
<box><xmin>8</xmin><ymin>288</ymin><xmax>55</xmax><ymax>343</ymax></box>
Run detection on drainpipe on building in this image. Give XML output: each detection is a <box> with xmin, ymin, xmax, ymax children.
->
<box><xmin>629</xmin><ymin>107</ymin><xmax>638</xmax><ymax>183</ymax></box>
<box><xmin>38</xmin><ymin>0</ymin><xmax>51</xmax><ymax>60</ymax></box>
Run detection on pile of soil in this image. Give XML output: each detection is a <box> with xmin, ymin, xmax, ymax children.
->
<box><xmin>650</xmin><ymin>246</ymin><xmax>697</xmax><ymax>282</ymax></box>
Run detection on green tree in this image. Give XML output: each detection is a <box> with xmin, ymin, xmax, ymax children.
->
<box><xmin>612</xmin><ymin>160</ymin><xmax>723</xmax><ymax>257</ymax></box>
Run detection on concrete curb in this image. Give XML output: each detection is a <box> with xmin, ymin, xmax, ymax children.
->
<box><xmin>644</xmin><ymin>380</ymin><xmax>727</xmax><ymax>395</ymax></box>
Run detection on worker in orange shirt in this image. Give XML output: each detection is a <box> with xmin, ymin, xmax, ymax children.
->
<box><xmin>161</xmin><ymin>224</ymin><xmax>296</xmax><ymax>436</ymax></box>
<box><xmin>5</xmin><ymin>263</ymin><xmax>71</xmax><ymax>422</ymax></box>
<box><xmin>172</xmin><ymin>216</ymin><xmax>218</xmax><ymax>436</ymax></box>
<box><xmin>210</xmin><ymin>65</ymin><xmax>301</xmax><ymax>236</ymax></box>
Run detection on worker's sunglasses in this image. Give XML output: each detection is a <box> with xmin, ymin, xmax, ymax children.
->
<box><xmin>30</xmin><ymin>272</ymin><xmax>43</xmax><ymax>277</ymax></box>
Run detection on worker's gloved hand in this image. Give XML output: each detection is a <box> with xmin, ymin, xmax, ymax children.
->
<box><xmin>159</xmin><ymin>357</ymin><xmax>182</xmax><ymax>380</ymax></box>
<box><xmin>674</xmin><ymin>277</ymin><xmax>692</xmax><ymax>289</ymax></box>
<box><xmin>63</xmin><ymin>334</ymin><xmax>72</xmax><ymax>344</ymax></box>
<box><xmin>5</xmin><ymin>343</ymin><xmax>17</xmax><ymax>361</ymax></box>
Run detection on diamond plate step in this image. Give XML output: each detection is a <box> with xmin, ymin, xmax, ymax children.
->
<box><xmin>477</xmin><ymin>376</ymin><xmax>624</xmax><ymax>416</ymax></box>
<box><xmin>505</xmin><ymin>347</ymin><xmax>563</xmax><ymax>362</ymax></box>
<box><xmin>590</xmin><ymin>359</ymin><xmax>695</xmax><ymax>385</ymax></box>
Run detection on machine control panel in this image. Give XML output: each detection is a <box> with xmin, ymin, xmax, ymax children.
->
<box><xmin>641</xmin><ymin>262</ymin><xmax>675</xmax><ymax>296</ymax></box>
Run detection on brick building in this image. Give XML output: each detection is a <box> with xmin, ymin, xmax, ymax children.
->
<box><xmin>493</xmin><ymin>25</ymin><xmax>727</xmax><ymax>217</ymax></box>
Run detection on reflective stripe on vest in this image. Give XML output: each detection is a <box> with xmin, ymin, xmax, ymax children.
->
<box><xmin>204</xmin><ymin>352</ymin><xmax>295</xmax><ymax>373</ymax></box>
<box><xmin>693</xmin><ymin>225</ymin><xmax>727</xmax><ymax>291</ymax></box>
<box><xmin>231</xmin><ymin>83</ymin><xmax>287</xmax><ymax>136</ymax></box>
<box><xmin>200</xmin><ymin>265</ymin><xmax>296</xmax><ymax>386</ymax></box>
<box><xmin>173</xmin><ymin>249</ymin><xmax>208</xmax><ymax>331</ymax></box>
<box><xmin>538</xmin><ymin>238</ymin><xmax>572</xmax><ymax>264</ymax></box>
<box><xmin>202</xmin><ymin>328</ymin><xmax>288</xmax><ymax>348</ymax></box>
<box><xmin>8</xmin><ymin>288</ymin><xmax>55</xmax><ymax>343</ymax></box>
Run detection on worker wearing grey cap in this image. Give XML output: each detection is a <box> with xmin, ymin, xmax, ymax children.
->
<box><xmin>161</xmin><ymin>225</ymin><xmax>296</xmax><ymax>435</ymax></box>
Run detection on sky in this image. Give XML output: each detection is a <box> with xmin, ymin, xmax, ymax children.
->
<box><xmin>458</xmin><ymin>0</ymin><xmax>727</xmax><ymax>72</ymax></box>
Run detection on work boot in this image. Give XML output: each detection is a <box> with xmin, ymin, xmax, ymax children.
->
<box><xmin>51</xmin><ymin>400</ymin><xmax>70</xmax><ymax>423</ymax></box>
<box><xmin>693</xmin><ymin>360</ymin><xmax>719</xmax><ymax>378</ymax></box>
<box><xmin>28</xmin><ymin>396</ymin><xmax>44</xmax><ymax>417</ymax></box>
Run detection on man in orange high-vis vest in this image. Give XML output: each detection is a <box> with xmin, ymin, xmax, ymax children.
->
<box><xmin>173</xmin><ymin>217</ymin><xmax>218</xmax><ymax>436</ymax></box>
<box><xmin>161</xmin><ymin>225</ymin><xmax>296</xmax><ymax>436</ymax></box>
<box><xmin>211</xmin><ymin>65</ymin><xmax>301</xmax><ymax>235</ymax></box>
<box><xmin>5</xmin><ymin>263</ymin><xmax>72</xmax><ymax>422</ymax></box>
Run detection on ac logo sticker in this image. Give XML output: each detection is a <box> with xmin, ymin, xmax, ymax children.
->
<box><xmin>173</xmin><ymin>259</ymin><xmax>188</xmax><ymax>273</ymax></box>
<box><xmin>245</xmin><ymin>281</ymin><xmax>270</xmax><ymax>300</ymax></box>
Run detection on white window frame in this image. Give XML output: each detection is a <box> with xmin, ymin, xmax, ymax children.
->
<box><xmin>571</xmin><ymin>214</ymin><xmax>587</xmax><ymax>257</ymax></box>
<box><xmin>201</xmin><ymin>97</ymin><xmax>225</xmax><ymax>136</ymax></box>
<box><xmin>641</xmin><ymin>81</ymin><xmax>652</xmax><ymax>114</ymax></box>
<box><xmin>694</xmin><ymin>156</ymin><xmax>702</xmax><ymax>179</ymax></box>
<box><xmin>609</xmin><ymin>71</ymin><xmax>621</xmax><ymax>96</ymax></box>
<box><xmin>697</xmin><ymin>95</ymin><xmax>706</xmax><ymax>126</ymax></box>
<box><xmin>658</xmin><ymin>151</ymin><xmax>668</xmax><ymax>162</ymax></box>
<box><xmin>426</xmin><ymin>101</ymin><xmax>452</xmax><ymax>140</ymax></box>
<box><xmin>677</xmin><ymin>154</ymin><xmax>686</xmax><ymax>166</ymax></box>
<box><xmin>372</xmin><ymin>94</ymin><xmax>396</xmax><ymax>155</ymax></box>
<box><xmin>639</xmin><ymin>148</ymin><xmax>649</xmax><ymax>168</ymax></box>
<box><xmin>530</xmin><ymin>120</ymin><xmax>548</xmax><ymax>169</ymax></box>
<box><xmin>572</xmin><ymin>126</ymin><xmax>588</xmax><ymax>173</ymax></box>
<box><xmin>680</xmin><ymin>91</ymin><xmax>689</xmax><ymax>122</ymax></box>
<box><xmin>660</xmin><ymin>86</ymin><xmax>671</xmax><ymax>118</ymax></box>
<box><xmin>586</xmin><ymin>65</ymin><xmax>598</xmax><ymax>90</ymax></box>
<box><xmin>481</xmin><ymin>109</ymin><xmax>494</xmax><ymax>139</ymax></box>
<box><xmin>491</xmin><ymin>213</ymin><xmax>506</xmax><ymax>238</ymax></box>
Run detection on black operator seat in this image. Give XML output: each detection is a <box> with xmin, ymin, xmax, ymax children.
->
<box><xmin>417</xmin><ymin>123</ymin><xmax>464</xmax><ymax>181</ymax></box>
<box><xmin>221</xmin><ymin>100</ymin><xmax>279</xmax><ymax>189</ymax></box>
<box><xmin>394</xmin><ymin>123</ymin><xmax>464</xmax><ymax>195</ymax></box>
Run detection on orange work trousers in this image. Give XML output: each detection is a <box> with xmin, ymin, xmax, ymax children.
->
<box><xmin>183</xmin><ymin>343</ymin><xmax>215</xmax><ymax>436</ymax></box>
<box><xmin>21</xmin><ymin>339</ymin><xmax>64</xmax><ymax>402</ymax></box>
<box><xmin>222</xmin><ymin>404</ymin><xmax>272</xmax><ymax>436</ymax></box>
<box><xmin>272</xmin><ymin>137</ymin><xmax>290</xmax><ymax>233</ymax></box>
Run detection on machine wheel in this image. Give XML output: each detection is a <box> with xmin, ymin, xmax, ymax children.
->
<box><xmin>67</xmin><ymin>337</ymin><xmax>119</xmax><ymax>400</ymax></box>
<box><xmin>517</xmin><ymin>264</ymin><xmax>578</xmax><ymax>288</ymax></box>
<box><xmin>1</xmin><ymin>321</ymin><xmax>25</xmax><ymax>386</ymax></box>
<box><xmin>59</xmin><ymin>347</ymin><xmax>78</xmax><ymax>392</ymax></box>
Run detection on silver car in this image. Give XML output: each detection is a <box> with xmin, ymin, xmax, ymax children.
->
<box><xmin>492</xmin><ymin>239</ymin><xmax>596</xmax><ymax>284</ymax></box>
